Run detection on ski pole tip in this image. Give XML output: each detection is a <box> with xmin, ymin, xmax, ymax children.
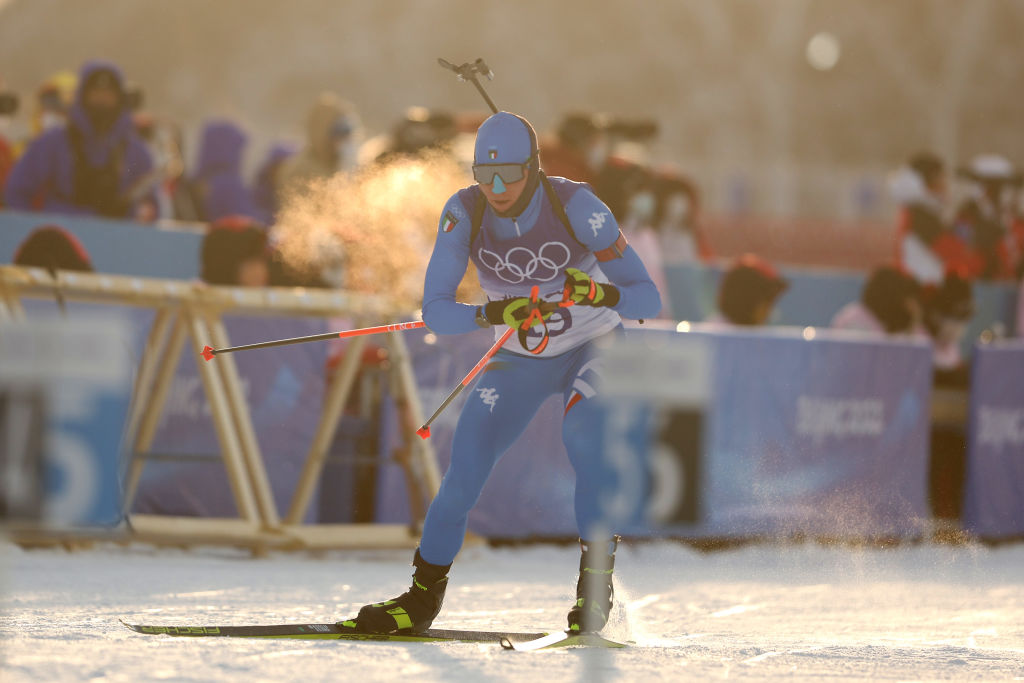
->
<box><xmin>416</xmin><ymin>426</ymin><xmax>431</xmax><ymax>440</ymax></box>
<box><xmin>200</xmin><ymin>345</ymin><xmax>216</xmax><ymax>362</ymax></box>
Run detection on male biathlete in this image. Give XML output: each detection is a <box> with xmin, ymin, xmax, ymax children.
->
<box><xmin>351</xmin><ymin>111</ymin><xmax>661</xmax><ymax>635</ymax></box>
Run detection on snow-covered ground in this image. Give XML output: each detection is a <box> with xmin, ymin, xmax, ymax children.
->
<box><xmin>2</xmin><ymin>539</ymin><xmax>1023</xmax><ymax>681</ymax></box>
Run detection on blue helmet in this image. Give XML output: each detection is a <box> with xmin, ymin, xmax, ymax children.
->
<box><xmin>474</xmin><ymin>111</ymin><xmax>538</xmax><ymax>166</ymax></box>
<box><xmin>473</xmin><ymin>112</ymin><xmax>540</xmax><ymax>216</ymax></box>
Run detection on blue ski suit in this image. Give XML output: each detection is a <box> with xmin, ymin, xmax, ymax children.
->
<box><xmin>419</xmin><ymin>174</ymin><xmax>661</xmax><ymax>565</ymax></box>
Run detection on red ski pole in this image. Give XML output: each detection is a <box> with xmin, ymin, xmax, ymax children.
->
<box><xmin>416</xmin><ymin>284</ymin><xmax>570</xmax><ymax>440</ymax></box>
<box><xmin>415</xmin><ymin>325</ymin><xmax>514</xmax><ymax>440</ymax></box>
<box><xmin>200</xmin><ymin>320</ymin><xmax>426</xmax><ymax>361</ymax></box>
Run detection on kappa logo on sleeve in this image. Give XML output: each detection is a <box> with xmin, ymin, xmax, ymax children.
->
<box><xmin>588</xmin><ymin>211</ymin><xmax>609</xmax><ymax>237</ymax></box>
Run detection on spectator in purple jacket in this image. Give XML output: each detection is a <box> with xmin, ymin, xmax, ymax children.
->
<box><xmin>4</xmin><ymin>59</ymin><xmax>155</xmax><ymax>220</ymax></box>
<box><xmin>189</xmin><ymin>119</ymin><xmax>259</xmax><ymax>223</ymax></box>
<box><xmin>251</xmin><ymin>142</ymin><xmax>296</xmax><ymax>225</ymax></box>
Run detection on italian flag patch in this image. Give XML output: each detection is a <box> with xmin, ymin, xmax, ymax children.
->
<box><xmin>441</xmin><ymin>211</ymin><xmax>458</xmax><ymax>233</ymax></box>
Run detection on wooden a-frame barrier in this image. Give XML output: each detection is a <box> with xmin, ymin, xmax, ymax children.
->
<box><xmin>0</xmin><ymin>266</ymin><xmax>441</xmax><ymax>550</ymax></box>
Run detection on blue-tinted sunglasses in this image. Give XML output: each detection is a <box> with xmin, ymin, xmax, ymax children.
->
<box><xmin>472</xmin><ymin>155</ymin><xmax>535</xmax><ymax>185</ymax></box>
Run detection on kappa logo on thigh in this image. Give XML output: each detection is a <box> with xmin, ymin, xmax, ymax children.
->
<box><xmin>476</xmin><ymin>386</ymin><xmax>500</xmax><ymax>412</ymax></box>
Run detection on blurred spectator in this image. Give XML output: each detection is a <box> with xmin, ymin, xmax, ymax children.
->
<box><xmin>597</xmin><ymin>158</ymin><xmax>654</xmax><ymax>225</ymax></box>
<box><xmin>157</xmin><ymin>121</ymin><xmax>200</xmax><ymax>221</ymax></box>
<box><xmin>921</xmin><ymin>269</ymin><xmax>974</xmax><ymax>377</ymax></box>
<box><xmin>951</xmin><ymin>154</ymin><xmax>1024</xmax><ymax>280</ymax></box>
<box><xmin>12</xmin><ymin>224</ymin><xmax>93</xmax><ymax>272</ymax></box>
<box><xmin>134</xmin><ymin>113</ymin><xmax>199</xmax><ymax>221</ymax></box>
<box><xmin>4</xmin><ymin>60</ymin><xmax>155</xmax><ymax>220</ymax></box>
<box><xmin>653</xmin><ymin>168</ymin><xmax>713</xmax><ymax>264</ymax></box>
<box><xmin>831</xmin><ymin>265</ymin><xmax>924</xmax><ymax>335</ymax></box>
<box><xmin>921</xmin><ymin>269</ymin><xmax>975</xmax><ymax>528</ymax></box>
<box><xmin>539</xmin><ymin>112</ymin><xmax>610</xmax><ymax>185</ymax></box>
<box><xmin>189</xmin><ymin>119</ymin><xmax>259</xmax><ymax>223</ymax></box>
<box><xmin>200</xmin><ymin>217</ymin><xmax>269</xmax><ymax>287</ymax></box>
<box><xmin>0</xmin><ymin>85</ymin><xmax>18</xmax><ymax>206</ymax></box>
<box><xmin>1018</xmin><ymin>275</ymin><xmax>1024</xmax><ymax>337</ymax></box>
<box><xmin>369</xmin><ymin>106</ymin><xmax>454</xmax><ymax>166</ymax></box>
<box><xmin>608</xmin><ymin>162</ymin><xmax>672</xmax><ymax>318</ymax></box>
<box><xmin>889</xmin><ymin>151</ymin><xmax>951</xmax><ymax>284</ymax></box>
<box><xmin>445</xmin><ymin>111</ymin><xmax>489</xmax><ymax>167</ymax></box>
<box><xmin>278</xmin><ymin>93</ymin><xmax>361</xmax><ymax>194</ymax></box>
<box><xmin>31</xmin><ymin>70</ymin><xmax>76</xmax><ymax>139</ymax></box>
<box><xmin>132</xmin><ymin>112</ymin><xmax>180</xmax><ymax>221</ymax></box>
<box><xmin>713</xmin><ymin>254</ymin><xmax>789</xmax><ymax>326</ymax></box>
<box><xmin>252</xmin><ymin>142</ymin><xmax>296</xmax><ymax>225</ymax></box>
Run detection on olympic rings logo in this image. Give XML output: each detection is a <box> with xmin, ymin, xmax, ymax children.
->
<box><xmin>477</xmin><ymin>241</ymin><xmax>572</xmax><ymax>283</ymax></box>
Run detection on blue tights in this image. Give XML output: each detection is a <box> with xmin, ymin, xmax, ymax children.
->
<box><xmin>419</xmin><ymin>340</ymin><xmax>609</xmax><ymax>566</ymax></box>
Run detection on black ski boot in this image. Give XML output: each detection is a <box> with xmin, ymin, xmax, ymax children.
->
<box><xmin>567</xmin><ymin>536</ymin><xmax>619</xmax><ymax>633</ymax></box>
<box><xmin>351</xmin><ymin>549</ymin><xmax>451</xmax><ymax>634</ymax></box>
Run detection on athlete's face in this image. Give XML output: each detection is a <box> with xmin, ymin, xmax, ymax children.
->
<box><xmin>479</xmin><ymin>172</ymin><xmax>530</xmax><ymax>213</ymax></box>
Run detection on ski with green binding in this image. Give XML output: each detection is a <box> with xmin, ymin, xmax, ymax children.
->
<box><xmin>120</xmin><ymin>618</ymin><xmax>544</xmax><ymax>644</ymax></box>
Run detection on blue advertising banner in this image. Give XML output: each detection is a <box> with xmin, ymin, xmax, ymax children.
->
<box><xmin>0</xmin><ymin>210</ymin><xmax>203</xmax><ymax>280</ymax></box>
<box><xmin>132</xmin><ymin>316</ymin><xmax>332</xmax><ymax>521</ymax></box>
<box><xmin>682</xmin><ymin>327</ymin><xmax>932</xmax><ymax>538</ymax></box>
<box><xmin>0</xmin><ymin>314</ymin><xmax>132</xmax><ymax>527</ymax></box>
<box><xmin>962</xmin><ymin>341</ymin><xmax>1024</xmax><ymax>538</ymax></box>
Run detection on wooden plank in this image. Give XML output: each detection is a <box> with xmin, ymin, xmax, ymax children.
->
<box><xmin>387</xmin><ymin>331</ymin><xmax>442</xmax><ymax>497</ymax></box>
<box><xmin>128</xmin><ymin>514</ymin><xmax>265</xmax><ymax>543</ymax></box>
<box><xmin>280</xmin><ymin>524</ymin><xmax>419</xmax><ymax>549</ymax></box>
<box><xmin>205</xmin><ymin>313</ymin><xmax>281</xmax><ymax>528</ymax></box>
<box><xmin>284</xmin><ymin>335</ymin><xmax>368</xmax><ymax>524</ymax></box>
<box><xmin>185</xmin><ymin>311</ymin><xmax>261</xmax><ymax>524</ymax></box>
<box><xmin>124</xmin><ymin>307</ymin><xmax>173</xmax><ymax>451</ymax></box>
<box><xmin>0</xmin><ymin>266</ymin><xmax>396</xmax><ymax>317</ymax></box>
<box><xmin>123</xmin><ymin>313</ymin><xmax>188</xmax><ymax>509</ymax></box>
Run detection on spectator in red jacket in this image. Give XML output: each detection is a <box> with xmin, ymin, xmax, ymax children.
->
<box><xmin>951</xmin><ymin>155</ymin><xmax>1023</xmax><ymax>281</ymax></box>
<box><xmin>889</xmin><ymin>151</ymin><xmax>951</xmax><ymax>284</ymax></box>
